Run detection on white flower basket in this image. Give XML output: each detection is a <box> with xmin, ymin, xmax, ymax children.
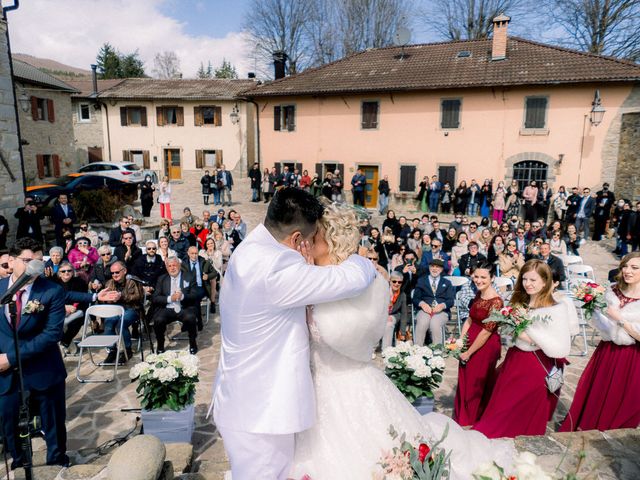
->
<box><xmin>141</xmin><ymin>403</ymin><xmax>195</xmax><ymax>443</ymax></box>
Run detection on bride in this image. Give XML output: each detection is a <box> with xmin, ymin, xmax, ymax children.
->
<box><xmin>289</xmin><ymin>202</ymin><xmax>515</xmax><ymax>479</ymax></box>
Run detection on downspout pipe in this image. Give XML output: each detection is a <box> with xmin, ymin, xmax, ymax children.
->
<box><xmin>89</xmin><ymin>64</ymin><xmax>112</xmax><ymax>161</ymax></box>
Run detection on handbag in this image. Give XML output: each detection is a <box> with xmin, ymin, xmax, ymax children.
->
<box><xmin>533</xmin><ymin>350</ymin><xmax>564</xmax><ymax>394</ymax></box>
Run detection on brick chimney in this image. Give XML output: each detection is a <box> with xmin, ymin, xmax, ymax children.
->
<box><xmin>272</xmin><ymin>51</ymin><xmax>288</xmax><ymax>80</ymax></box>
<box><xmin>491</xmin><ymin>13</ymin><xmax>510</xmax><ymax>61</ymax></box>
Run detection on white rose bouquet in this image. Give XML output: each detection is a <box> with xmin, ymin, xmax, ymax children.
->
<box><xmin>382</xmin><ymin>341</ymin><xmax>446</xmax><ymax>402</ymax></box>
<box><xmin>129</xmin><ymin>351</ymin><xmax>199</xmax><ymax>411</ymax></box>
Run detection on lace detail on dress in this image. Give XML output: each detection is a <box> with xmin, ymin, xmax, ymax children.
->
<box><xmin>612</xmin><ymin>285</ymin><xmax>640</xmax><ymax>309</ymax></box>
<box><xmin>470</xmin><ymin>295</ymin><xmax>503</xmax><ymax>332</ymax></box>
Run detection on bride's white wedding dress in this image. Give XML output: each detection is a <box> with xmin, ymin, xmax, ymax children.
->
<box><xmin>290</xmin><ymin>274</ymin><xmax>516</xmax><ymax>480</ymax></box>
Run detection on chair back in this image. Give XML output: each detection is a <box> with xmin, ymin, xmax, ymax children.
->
<box><xmin>85</xmin><ymin>304</ymin><xmax>125</xmax><ymax>320</ymax></box>
<box><xmin>493</xmin><ymin>277</ymin><xmax>514</xmax><ymax>289</ymax></box>
<box><xmin>444</xmin><ymin>276</ymin><xmax>470</xmax><ymax>288</ymax></box>
<box><xmin>567</xmin><ymin>264</ymin><xmax>595</xmax><ymax>277</ymax></box>
<box><xmin>557</xmin><ymin>254</ymin><xmax>583</xmax><ymax>266</ymax></box>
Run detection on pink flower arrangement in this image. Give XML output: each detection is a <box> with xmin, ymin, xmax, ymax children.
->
<box><xmin>571</xmin><ymin>282</ymin><xmax>606</xmax><ymax>320</ymax></box>
<box><xmin>486</xmin><ymin>306</ymin><xmax>550</xmax><ymax>342</ymax></box>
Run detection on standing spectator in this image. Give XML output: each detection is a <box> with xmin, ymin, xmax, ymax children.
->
<box><xmin>201</xmin><ymin>170</ymin><xmax>212</xmax><ymax>205</ymax></box>
<box><xmin>248</xmin><ymin>163</ymin><xmax>261</xmax><ymax>202</ymax></box>
<box><xmin>183</xmin><ymin>246</ymin><xmax>208</xmax><ymax>331</ymax></box>
<box><xmin>114</xmin><ymin>231</ymin><xmax>142</xmax><ymax>271</ymax></box>
<box><xmin>413</xmin><ymin>258</ymin><xmax>455</xmax><ymax>345</ymax></box>
<box><xmin>321</xmin><ymin>172</ymin><xmax>333</xmax><ymax>199</ymax></box>
<box><xmin>351</xmin><ymin>168</ymin><xmax>366</xmax><ymax>206</ymax></box>
<box><xmin>382</xmin><ymin>271</ymin><xmax>409</xmax><ymax>348</ymax></box>
<box><xmin>378</xmin><ymin>174</ymin><xmax>390</xmax><ymax>215</ymax></box>
<box><xmin>615</xmin><ymin>201</ymin><xmax>633</xmax><ymax>257</ymax></box>
<box><xmin>15</xmin><ymin>197</ymin><xmax>43</xmax><ymax>243</ymax></box>
<box><xmin>331</xmin><ymin>170</ymin><xmax>343</xmax><ymax>203</ymax></box>
<box><xmin>210</xmin><ymin>167</ymin><xmax>221</xmax><ymax>206</ymax></box>
<box><xmin>0</xmin><ymin>215</ymin><xmax>7</xmax><ymax>249</ymax></box>
<box><xmin>593</xmin><ymin>182</ymin><xmax>616</xmax><ymax>241</ymax></box>
<box><xmin>467</xmin><ymin>180</ymin><xmax>481</xmax><ymax>217</ymax></box>
<box><xmin>262</xmin><ymin>167</ymin><xmax>274</xmax><ymax>203</ymax></box>
<box><xmin>564</xmin><ymin>224</ymin><xmax>581</xmax><ymax>255</ymax></box>
<box><xmin>440</xmin><ymin>182</ymin><xmax>452</xmax><ymax>213</ymax></box>
<box><xmin>492</xmin><ymin>182</ymin><xmax>506</xmax><ymax>224</ymax></box>
<box><xmin>505</xmin><ymin>189</ymin><xmax>522</xmax><ymax>221</ymax></box>
<box><xmin>574</xmin><ymin>187</ymin><xmax>595</xmax><ymax>239</ymax></box>
<box><xmin>140</xmin><ymin>174</ymin><xmax>155</xmax><ymax>217</ymax></box>
<box><xmin>300</xmin><ymin>170</ymin><xmax>312</xmax><ymax>192</ymax></box>
<box><xmin>217</xmin><ymin>164</ymin><xmax>234</xmax><ymax>206</ymax></box>
<box><xmin>158</xmin><ymin>176</ymin><xmax>172</xmax><ymax>221</ymax></box>
<box><xmin>631</xmin><ymin>202</ymin><xmax>640</xmax><ymax>252</ymax></box>
<box><xmin>416</xmin><ymin>176</ymin><xmax>428</xmax><ymax>212</ymax></box>
<box><xmin>453</xmin><ymin>181</ymin><xmax>468</xmax><ymax>214</ymax></box>
<box><xmin>551</xmin><ymin>186</ymin><xmax>568</xmax><ymax>222</ymax></box>
<box><xmin>310</xmin><ymin>173</ymin><xmax>322</xmax><ymax>197</ymax></box>
<box><xmin>109</xmin><ymin>217</ymin><xmax>136</xmax><ymax>247</ymax></box>
<box><xmin>506</xmin><ymin>179</ymin><xmax>520</xmax><ymax>197</ymax></box>
<box><xmin>67</xmin><ymin>237</ymin><xmax>99</xmax><ymax>283</ymax></box>
<box><xmin>564</xmin><ymin>187</ymin><xmax>581</xmax><ymax>225</ymax></box>
<box><xmin>428</xmin><ymin>175</ymin><xmax>442</xmax><ymax>213</ymax></box>
<box><xmin>279</xmin><ymin>166</ymin><xmax>292</xmax><ymax>188</ymax></box>
<box><xmin>522</xmin><ymin>180</ymin><xmax>539</xmax><ymax>222</ymax></box>
<box><xmin>537</xmin><ymin>181</ymin><xmax>553</xmax><ymax>222</ymax></box>
<box><xmin>51</xmin><ymin>194</ymin><xmax>76</xmax><ymax>246</ymax></box>
<box><xmin>479</xmin><ymin>179</ymin><xmax>492</xmax><ymax>219</ymax></box>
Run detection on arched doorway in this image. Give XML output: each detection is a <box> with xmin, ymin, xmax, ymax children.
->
<box><xmin>513</xmin><ymin>160</ymin><xmax>548</xmax><ymax>191</ymax></box>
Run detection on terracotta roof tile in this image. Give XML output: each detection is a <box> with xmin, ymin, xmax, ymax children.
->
<box><xmin>12</xmin><ymin>60</ymin><xmax>78</xmax><ymax>92</ymax></box>
<box><xmin>246</xmin><ymin>37</ymin><xmax>640</xmax><ymax>97</ymax></box>
<box><xmin>98</xmin><ymin>78</ymin><xmax>258</xmax><ymax>101</ymax></box>
<box><xmin>66</xmin><ymin>79</ymin><xmax>125</xmax><ymax>98</ymax></box>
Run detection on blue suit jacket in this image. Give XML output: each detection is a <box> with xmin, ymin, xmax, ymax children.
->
<box><xmin>0</xmin><ymin>277</ymin><xmax>66</xmax><ymax>395</ymax></box>
<box><xmin>412</xmin><ymin>275</ymin><xmax>455</xmax><ymax>313</ymax></box>
<box><xmin>419</xmin><ymin>250</ymin><xmax>451</xmax><ymax>273</ymax></box>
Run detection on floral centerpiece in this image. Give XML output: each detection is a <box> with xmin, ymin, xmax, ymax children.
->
<box><xmin>382</xmin><ymin>342</ymin><xmax>446</xmax><ymax>403</ymax></box>
<box><xmin>485</xmin><ymin>306</ymin><xmax>550</xmax><ymax>342</ymax></box>
<box><xmin>571</xmin><ymin>282</ymin><xmax>606</xmax><ymax>320</ymax></box>
<box><xmin>373</xmin><ymin>424</ymin><xmax>451</xmax><ymax>480</ymax></box>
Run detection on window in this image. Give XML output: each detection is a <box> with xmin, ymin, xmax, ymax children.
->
<box><xmin>30</xmin><ymin>96</ymin><xmax>55</xmax><ymax>122</ymax></box>
<box><xmin>122</xmin><ymin>150</ymin><xmax>150</xmax><ymax>169</ymax></box>
<box><xmin>274</xmin><ymin>105</ymin><xmax>296</xmax><ymax>131</ymax></box>
<box><xmin>78</xmin><ymin>103</ymin><xmax>91</xmax><ymax>122</ymax></box>
<box><xmin>120</xmin><ymin>106</ymin><xmax>148</xmax><ymax>126</ymax></box>
<box><xmin>441</xmin><ymin>99</ymin><xmax>461</xmax><ymax>129</ymax></box>
<box><xmin>157</xmin><ymin>106</ymin><xmax>184</xmax><ymax>126</ymax></box>
<box><xmin>512</xmin><ymin>161</ymin><xmax>548</xmax><ymax>191</ymax></box>
<box><xmin>36</xmin><ymin>154</ymin><xmax>60</xmax><ymax>178</ymax></box>
<box><xmin>361</xmin><ymin>101</ymin><xmax>379</xmax><ymax>129</ymax></box>
<box><xmin>399</xmin><ymin>165</ymin><xmax>416</xmax><ymax>192</ymax></box>
<box><xmin>195</xmin><ymin>149</ymin><xmax>223</xmax><ymax>168</ymax></box>
<box><xmin>524</xmin><ymin>97</ymin><xmax>548</xmax><ymax>129</ymax></box>
<box><xmin>194</xmin><ymin>106</ymin><xmax>222</xmax><ymax>126</ymax></box>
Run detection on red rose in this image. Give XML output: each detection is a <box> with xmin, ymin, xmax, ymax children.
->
<box><xmin>583</xmin><ymin>294</ymin><xmax>594</xmax><ymax>302</ymax></box>
<box><xmin>418</xmin><ymin>443</ymin><xmax>431</xmax><ymax>463</ymax></box>
<box><xmin>587</xmin><ymin>282</ymin><xmax>598</xmax><ymax>288</ymax></box>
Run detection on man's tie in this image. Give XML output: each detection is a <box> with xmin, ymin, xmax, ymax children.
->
<box><xmin>14</xmin><ymin>289</ymin><xmax>25</xmax><ymax>329</ymax></box>
<box><xmin>431</xmin><ymin>278</ymin><xmax>437</xmax><ymax>293</ymax></box>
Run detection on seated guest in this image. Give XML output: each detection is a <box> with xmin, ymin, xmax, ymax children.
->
<box><xmin>44</xmin><ymin>246</ymin><xmax>64</xmax><ymax>277</ymax></box>
<box><xmin>181</xmin><ymin>221</ymin><xmax>197</xmax><ymax>247</ymax></box>
<box><xmin>525</xmin><ymin>237</ymin><xmax>545</xmax><ymax>260</ymax></box>
<box><xmin>393</xmin><ymin>248</ymin><xmax>421</xmax><ymax>305</ymax></box>
<box><xmin>152</xmin><ymin>256</ymin><xmax>200</xmax><ymax>354</ymax></box>
<box><xmin>214</xmin><ymin>208</ymin><xmax>226</xmax><ymax>227</ymax></box>
<box><xmin>113</xmin><ymin>231</ymin><xmax>142</xmax><ymax>271</ymax></box>
<box><xmin>103</xmin><ymin>261</ymin><xmax>143</xmax><ymax>363</ymax></box>
<box><xmin>537</xmin><ymin>241</ymin><xmax>566</xmax><ymax>285</ymax></box>
<box><xmin>498</xmin><ymin>239</ymin><xmax>525</xmax><ymax>279</ymax></box>
<box><xmin>132</xmin><ymin>240</ymin><xmax>167</xmax><ymax>292</ymax></box>
<box><xmin>429</xmin><ymin>221</ymin><xmax>447</xmax><ymax>244</ymax></box>
<box><xmin>127</xmin><ymin>215</ymin><xmax>143</xmax><ymax>243</ymax></box>
<box><xmin>89</xmin><ymin>245</ymin><xmax>114</xmax><ymax>291</ymax></box>
<box><xmin>382</xmin><ymin>271</ymin><xmax>409</xmax><ymax>348</ymax></box>
<box><xmin>67</xmin><ymin>237</ymin><xmax>99</xmax><ymax>283</ymax></box>
<box><xmin>233</xmin><ymin>213</ymin><xmax>248</xmax><ymax>241</ymax></box>
<box><xmin>180</xmin><ymin>207</ymin><xmax>196</xmax><ymax>227</ymax></box>
<box><xmin>419</xmin><ymin>238</ymin><xmax>450</xmax><ymax>273</ymax></box>
<box><xmin>183</xmin><ymin>246</ymin><xmax>208</xmax><ymax>330</ymax></box>
<box><xmin>169</xmin><ymin>225</ymin><xmax>190</xmax><ymax>261</ymax></box>
<box><xmin>514</xmin><ymin>227</ymin><xmax>528</xmax><ymax>254</ymax></box>
<box><xmin>199</xmin><ymin>237</ymin><xmax>223</xmax><ymax>312</ymax></box>
<box><xmin>548</xmin><ymin>230</ymin><xmax>567</xmax><ymax>256</ymax></box>
<box><xmin>158</xmin><ymin>235</ymin><xmax>177</xmax><ymax>261</ymax></box>
<box><xmin>157</xmin><ymin>218</ymin><xmax>171</xmax><ymax>239</ymax></box>
<box><xmin>190</xmin><ymin>220</ymin><xmax>209</xmax><ymax>249</ymax></box>
<box><xmin>222</xmin><ymin>219</ymin><xmax>241</xmax><ymax>251</ymax></box>
<box><xmin>55</xmin><ymin>262</ymin><xmax>88</xmax><ymax>354</ymax></box>
<box><xmin>75</xmin><ymin>221</ymin><xmax>100</xmax><ymax>247</ymax></box>
<box><xmin>458</xmin><ymin>241</ymin><xmax>487</xmax><ymax>277</ymax></box>
<box><xmin>412</xmin><ymin>258</ymin><xmax>455</xmax><ymax>345</ymax></box>
<box><xmin>450</xmin><ymin>232</ymin><xmax>469</xmax><ymax>274</ymax></box>
<box><xmin>109</xmin><ymin>216</ymin><xmax>136</xmax><ymax>247</ymax></box>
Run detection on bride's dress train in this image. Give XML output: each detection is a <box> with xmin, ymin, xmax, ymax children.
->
<box><xmin>290</xmin><ymin>275</ymin><xmax>515</xmax><ymax>479</ymax></box>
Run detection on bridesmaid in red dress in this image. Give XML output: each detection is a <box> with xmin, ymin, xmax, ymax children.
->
<box><xmin>454</xmin><ymin>261</ymin><xmax>503</xmax><ymax>426</ymax></box>
<box><xmin>559</xmin><ymin>253</ymin><xmax>640</xmax><ymax>432</ymax></box>
<box><xmin>474</xmin><ymin>260</ymin><xmax>571</xmax><ymax>438</ymax></box>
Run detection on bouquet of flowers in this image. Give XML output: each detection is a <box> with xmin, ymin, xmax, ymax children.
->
<box><xmin>485</xmin><ymin>306</ymin><xmax>550</xmax><ymax>342</ymax></box>
<box><xmin>373</xmin><ymin>424</ymin><xmax>451</xmax><ymax>480</ymax></box>
<box><xmin>129</xmin><ymin>351</ymin><xmax>199</xmax><ymax>411</ymax></box>
<box><xmin>473</xmin><ymin>452</ymin><xmax>553</xmax><ymax>480</ymax></box>
<box><xmin>444</xmin><ymin>335</ymin><xmax>468</xmax><ymax>362</ymax></box>
<box><xmin>571</xmin><ymin>282</ymin><xmax>606</xmax><ymax>320</ymax></box>
<box><xmin>382</xmin><ymin>342</ymin><xmax>446</xmax><ymax>402</ymax></box>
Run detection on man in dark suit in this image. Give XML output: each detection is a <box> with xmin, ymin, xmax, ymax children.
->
<box><xmin>51</xmin><ymin>194</ymin><xmax>76</xmax><ymax>247</ymax></box>
<box><xmin>0</xmin><ymin>243</ymin><xmax>68</xmax><ymax>469</ymax></box>
<box><xmin>574</xmin><ymin>188</ymin><xmax>595</xmax><ymax>239</ymax></box>
<box><xmin>108</xmin><ymin>217</ymin><xmax>136</xmax><ymax>247</ymax></box>
<box><xmin>132</xmin><ymin>240</ymin><xmax>166</xmax><ymax>290</ymax></box>
<box><xmin>538</xmin><ymin>242</ymin><xmax>566</xmax><ymax>285</ymax></box>
<box><xmin>217</xmin><ymin>164</ymin><xmax>234</xmax><ymax>207</ymax></box>
<box><xmin>592</xmin><ymin>183</ymin><xmax>616</xmax><ymax>241</ymax></box>
<box><xmin>412</xmin><ymin>258</ymin><xmax>455</xmax><ymax>345</ymax></box>
<box><xmin>14</xmin><ymin>197</ymin><xmax>43</xmax><ymax>243</ymax></box>
<box><xmin>183</xmin><ymin>246</ymin><xmax>207</xmax><ymax>331</ymax></box>
<box><xmin>152</xmin><ymin>256</ymin><xmax>199</xmax><ymax>354</ymax></box>
<box><xmin>419</xmin><ymin>239</ymin><xmax>450</xmax><ymax>273</ymax></box>
<box><xmin>564</xmin><ymin>187</ymin><xmax>581</xmax><ymax>224</ymax></box>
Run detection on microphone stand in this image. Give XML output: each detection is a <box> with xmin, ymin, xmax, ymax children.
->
<box><xmin>6</xmin><ymin>302</ymin><xmax>33</xmax><ymax>480</ymax></box>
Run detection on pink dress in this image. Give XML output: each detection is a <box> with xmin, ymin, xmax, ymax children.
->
<box><xmin>454</xmin><ymin>295</ymin><xmax>503</xmax><ymax>426</ymax></box>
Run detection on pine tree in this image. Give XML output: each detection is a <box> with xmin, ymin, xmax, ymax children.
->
<box><xmin>96</xmin><ymin>43</ymin><xmax>121</xmax><ymax>79</ymax></box>
<box><xmin>120</xmin><ymin>51</ymin><xmax>146</xmax><ymax>78</ymax></box>
<box><xmin>214</xmin><ymin>58</ymin><xmax>238</xmax><ymax>79</ymax></box>
<box><xmin>197</xmin><ymin>61</ymin><xmax>214</xmax><ymax>79</ymax></box>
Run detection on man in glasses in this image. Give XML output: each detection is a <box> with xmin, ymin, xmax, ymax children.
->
<box><xmin>515</xmin><ymin>229</ymin><xmax>527</xmax><ymax>254</ymax></box>
<box><xmin>574</xmin><ymin>188</ymin><xmax>595</xmax><ymax>239</ymax></box>
<box><xmin>0</xmin><ymin>250</ymin><xmax>12</xmax><ymax>279</ymax></box>
<box><xmin>419</xmin><ymin>239</ymin><xmax>450</xmax><ymax>273</ymax></box>
<box><xmin>383</xmin><ymin>271</ymin><xmax>409</xmax><ymax>348</ymax></box>
<box><xmin>412</xmin><ymin>258</ymin><xmax>455</xmax><ymax>345</ymax></box>
<box><xmin>132</xmin><ymin>240</ymin><xmax>166</xmax><ymax>292</ymax></box>
<box><xmin>169</xmin><ymin>226</ymin><xmax>190</xmax><ymax>262</ymax></box>
<box><xmin>109</xmin><ymin>216</ymin><xmax>136</xmax><ymax>247</ymax></box>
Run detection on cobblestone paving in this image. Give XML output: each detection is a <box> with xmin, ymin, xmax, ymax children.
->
<box><xmin>47</xmin><ymin>176</ymin><xmax>620</xmax><ymax>478</ymax></box>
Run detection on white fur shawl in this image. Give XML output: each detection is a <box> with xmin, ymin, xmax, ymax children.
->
<box><xmin>592</xmin><ymin>288</ymin><xmax>640</xmax><ymax>346</ymax></box>
<box><xmin>515</xmin><ymin>302</ymin><xmax>572</xmax><ymax>358</ymax></box>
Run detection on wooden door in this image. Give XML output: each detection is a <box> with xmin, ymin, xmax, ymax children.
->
<box><xmin>438</xmin><ymin>165</ymin><xmax>456</xmax><ymax>187</ymax></box>
<box><xmin>88</xmin><ymin>147</ymin><xmax>102</xmax><ymax>163</ymax></box>
<box><xmin>164</xmin><ymin>149</ymin><xmax>182</xmax><ymax>180</ymax></box>
<box><xmin>360</xmin><ymin>165</ymin><xmax>379</xmax><ymax>208</ymax></box>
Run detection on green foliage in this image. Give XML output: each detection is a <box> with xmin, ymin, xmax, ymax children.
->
<box><xmin>214</xmin><ymin>58</ymin><xmax>238</xmax><ymax>79</ymax></box>
<box><xmin>197</xmin><ymin>61</ymin><xmax>213</xmax><ymax>79</ymax></box>
<box><xmin>96</xmin><ymin>42</ymin><xmax>146</xmax><ymax>79</ymax></box>
<box><xmin>71</xmin><ymin>188</ymin><xmax>134</xmax><ymax>223</ymax></box>
<box><xmin>120</xmin><ymin>51</ymin><xmax>146</xmax><ymax>77</ymax></box>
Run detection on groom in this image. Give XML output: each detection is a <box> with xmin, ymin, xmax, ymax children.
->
<box><xmin>212</xmin><ymin>188</ymin><xmax>376</xmax><ymax>480</ymax></box>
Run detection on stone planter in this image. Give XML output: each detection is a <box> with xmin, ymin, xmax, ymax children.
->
<box><xmin>412</xmin><ymin>396</ymin><xmax>435</xmax><ymax>415</ymax></box>
<box><xmin>142</xmin><ymin>403</ymin><xmax>195</xmax><ymax>443</ymax></box>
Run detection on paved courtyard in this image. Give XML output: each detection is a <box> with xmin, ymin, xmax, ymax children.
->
<box><xmin>26</xmin><ymin>175</ymin><xmax>621</xmax><ymax>478</ymax></box>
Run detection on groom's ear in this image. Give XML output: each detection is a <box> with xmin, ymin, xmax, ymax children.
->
<box><xmin>281</xmin><ymin>231</ymin><xmax>302</xmax><ymax>250</ymax></box>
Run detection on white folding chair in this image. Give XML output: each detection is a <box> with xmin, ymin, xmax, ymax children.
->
<box><xmin>570</xmin><ymin>298</ymin><xmax>589</xmax><ymax>356</ymax></box>
<box><xmin>493</xmin><ymin>276</ymin><xmax>514</xmax><ymax>290</ymax></box>
<box><xmin>567</xmin><ymin>264</ymin><xmax>596</xmax><ymax>282</ymax></box>
<box><xmin>558</xmin><ymin>254</ymin><xmax>583</xmax><ymax>280</ymax></box>
<box><xmin>76</xmin><ymin>305</ymin><xmax>126</xmax><ymax>383</ymax></box>
<box><xmin>442</xmin><ymin>276</ymin><xmax>470</xmax><ymax>341</ymax></box>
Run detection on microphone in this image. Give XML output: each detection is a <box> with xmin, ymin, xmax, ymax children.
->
<box><xmin>126</xmin><ymin>274</ymin><xmax>150</xmax><ymax>286</ymax></box>
<box><xmin>0</xmin><ymin>259</ymin><xmax>45</xmax><ymax>305</ymax></box>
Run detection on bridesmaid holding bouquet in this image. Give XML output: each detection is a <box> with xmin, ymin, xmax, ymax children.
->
<box><xmin>560</xmin><ymin>253</ymin><xmax>640</xmax><ymax>432</ymax></box>
<box><xmin>453</xmin><ymin>261</ymin><xmax>503</xmax><ymax>426</ymax></box>
<box><xmin>474</xmin><ymin>260</ymin><xmax>571</xmax><ymax>438</ymax></box>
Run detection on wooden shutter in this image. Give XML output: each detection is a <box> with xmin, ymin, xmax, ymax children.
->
<box><xmin>194</xmin><ymin>107</ymin><xmax>203</xmax><ymax>126</ymax></box>
<box><xmin>295</xmin><ymin>162</ymin><xmax>303</xmax><ymax>173</ymax></box>
<box><xmin>274</xmin><ymin>106</ymin><xmax>281</xmax><ymax>131</ymax></box>
<box><xmin>122</xmin><ymin>150</ymin><xmax>130</xmax><ymax>162</ymax></box>
<box><xmin>36</xmin><ymin>154</ymin><xmax>45</xmax><ymax>178</ymax></box>
<box><xmin>315</xmin><ymin>163</ymin><xmax>323</xmax><ymax>178</ymax></box>
<box><xmin>156</xmin><ymin>107</ymin><xmax>165</xmax><ymax>126</ymax></box>
<box><xmin>525</xmin><ymin>98</ymin><xmax>547</xmax><ymax>129</ymax></box>
<box><xmin>52</xmin><ymin>154</ymin><xmax>61</xmax><ymax>177</ymax></box>
<box><xmin>399</xmin><ymin>165</ymin><xmax>416</xmax><ymax>191</ymax></box>
<box><xmin>215</xmin><ymin>150</ymin><xmax>223</xmax><ymax>166</ymax></box>
<box><xmin>120</xmin><ymin>107</ymin><xmax>127</xmax><ymax>126</ymax></box>
<box><xmin>286</xmin><ymin>106</ymin><xmax>295</xmax><ymax>131</ymax></box>
<box><xmin>31</xmin><ymin>96</ymin><xmax>39</xmax><ymax>120</ymax></box>
<box><xmin>140</xmin><ymin>107</ymin><xmax>148</xmax><ymax>126</ymax></box>
<box><xmin>47</xmin><ymin>99</ymin><xmax>55</xmax><ymax>123</ymax></box>
<box><xmin>195</xmin><ymin>150</ymin><xmax>204</xmax><ymax>168</ymax></box>
<box><xmin>214</xmin><ymin>106</ymin><xmax>222</xmax><ymax>126</ymax></box>
<box><xmin>361</xmin><ymin>102</ymin><xmax>378</xmax><ymax>128</ymax></box>
<box><xmin>441</xmin><ymin>100</ymin><xmax>460</xmax><ymax>129</ymax></box>
<box><xmin>143</xmin><ymin>150</ymin><xmax>150</xmax><ymax>169</ymax></box>
<box><xmin>177</xmin><ymin>107</ymin><xmax>184</xmax><ymax>126</ymax></box>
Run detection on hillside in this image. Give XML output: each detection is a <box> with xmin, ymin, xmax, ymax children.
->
<box><xmin>12</xmin><ymin>53</ymin><xmax>91</xmax><ymax>80</ymax></box>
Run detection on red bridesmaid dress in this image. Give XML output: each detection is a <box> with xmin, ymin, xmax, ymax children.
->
<box><xmin>453</xmin><ymin>295</ymin><xmax>503</xmax><ymax>426</ymax></box>
<box><xmin>559</xmin><ymin>287</ymin><xmax>640</xmax><ymax>432</ymax></box>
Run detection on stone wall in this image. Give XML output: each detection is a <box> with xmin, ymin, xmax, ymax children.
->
<box><xmin>0</xmin><ymin>15</ymin><xmax>25</xmax><ymax>242</ymax></box>
<box><xmin>614</xmin><ymin>111</ymin><xmax>640</xmax><ymax>201</ymax></box>
<box><xmin>17</xmin><ymin>82</ymin><xmax>77</xmax><ymax>185</ymax></box>
<box><xmin>72</xmin><ymin>98</ymin><xmax>104</xmax><ymax>166</ymax></box>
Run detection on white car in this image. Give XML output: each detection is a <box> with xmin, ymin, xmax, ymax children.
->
<box><xmin>77</xmin><ymin>162</ymin><xmax>144</xmax><ymax>183</ymax></box>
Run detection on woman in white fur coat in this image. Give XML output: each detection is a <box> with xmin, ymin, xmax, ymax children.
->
<box><xmin>474</xmin><ymin>259</ymin><xmax>571</xmax><ymax>438</ymax></box>
<box><xmin>560</xmin><ymin>253</ymin><xmax>640</xmax><ymax>431</ymax></box>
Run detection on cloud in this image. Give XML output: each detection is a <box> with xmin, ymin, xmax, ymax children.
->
<box><xmin>6</xmin><ymin>0</ymin><xmax>253</xmax><ymax>78</ymax></box>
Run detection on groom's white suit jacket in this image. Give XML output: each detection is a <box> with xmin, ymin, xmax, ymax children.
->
<box><xmin>212</xmin><ymin>224</ymin><xmax>375</xmax><ymax>435</ymax></box>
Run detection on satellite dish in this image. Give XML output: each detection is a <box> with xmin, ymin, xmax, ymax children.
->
<box><xmin>394</xmin><ymin>27</ymin><xmax>412</xmax><ymax>46</ymax></box>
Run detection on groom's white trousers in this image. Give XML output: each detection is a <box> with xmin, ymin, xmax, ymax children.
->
<box><xmin>218</xmin><ymin>426</ymin><xmax>295</xmax><ymax>480</ymax></box>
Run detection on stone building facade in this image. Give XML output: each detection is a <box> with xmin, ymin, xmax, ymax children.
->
<box><xmin>0</xmin><ymin>13</ymin><xmax>25</xmax><ymax>242</ymax></box>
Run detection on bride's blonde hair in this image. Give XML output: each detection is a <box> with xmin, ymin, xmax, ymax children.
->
<box><xmin>318</xmin><ymin>200</ymin><xmax>360</xmax><ymax>264</ymax></box>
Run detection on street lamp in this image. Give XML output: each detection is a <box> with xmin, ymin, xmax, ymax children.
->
<box><xmin>589</xmin><ymin>90</ymin><xmax>605</xmax><ymax>126</ymax></box>
<box><xmin>230</xmin><ymin>103</ymin><xmax>240</xmax><ymax>125</ymax></box>
<box><xmin>18</xmin><ymin>90</ymin><xmax>30</xmax><ymax>112</ymax></box>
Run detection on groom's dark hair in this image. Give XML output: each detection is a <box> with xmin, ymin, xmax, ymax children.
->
<box><xmin>265</xmin><ymin>187</ymin><xmax>324</xmax><ymax>240</ymax></box>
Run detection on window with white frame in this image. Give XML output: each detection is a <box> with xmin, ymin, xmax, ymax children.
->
<box><xmin>78</xmin><ymin>103</ymin><xmax>91</xmax><ymax>122</ymax></box>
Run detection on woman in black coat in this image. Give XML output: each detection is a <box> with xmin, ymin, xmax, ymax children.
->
<box><xmin>453</xmin><ymin>181</ymin><xmax>469</xmax><ymax>214</ymax></box>
<box><xmin>200</xmin><ymin>171</ymin><xmax>212</xmax><ymax>205</ymax></box>
<box><xmin>139</xmin><ymin>175</ymin><xmax>155</xmax><ymax>218</ymax></box>
<box><xmin>382</xmin><ymin>210</ymin><xmax>400</xmax><ymax>237</ymax></box>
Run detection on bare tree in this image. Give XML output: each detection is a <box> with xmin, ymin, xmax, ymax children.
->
<box><xmin>545</xmin><ymin>0</ymin><xmax>640</xmax><ymax>61</ymax></box>
<box><xmin>153</xmin><ymin>51</ymin><xmax>182</xmax><ymax>79</ymax></box>
<box><xmin>305</xmin><ymin>0</ymin><xmax>342</xmax><ymax>66</ymax></box>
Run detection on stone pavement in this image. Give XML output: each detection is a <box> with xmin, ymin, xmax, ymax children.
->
<box><xmin>22</xmin><ymin>175</ymin><xmax>623</xmax><ymax>479</ymax></box>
